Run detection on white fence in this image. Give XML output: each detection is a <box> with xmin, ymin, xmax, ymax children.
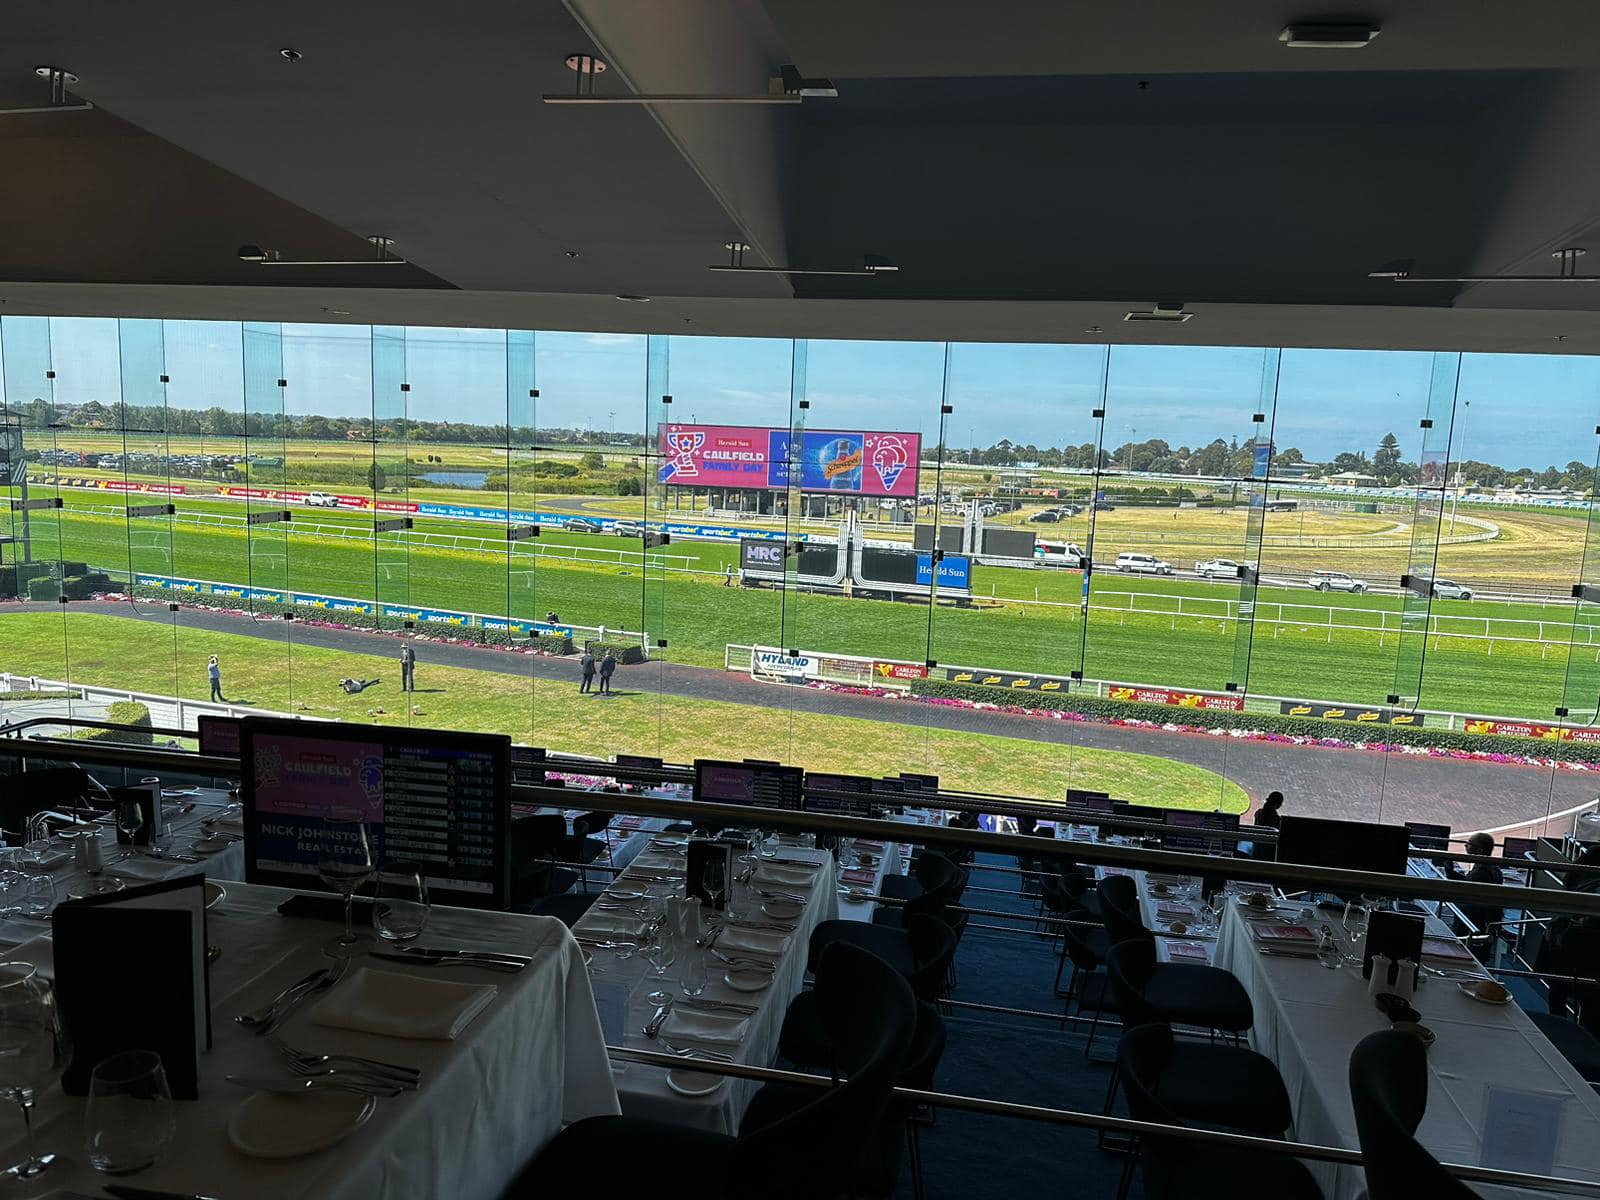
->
<box><xmin>0</xmin><ymin>672</ymin><xmax>292</xmax><ymax>734</ymax></box>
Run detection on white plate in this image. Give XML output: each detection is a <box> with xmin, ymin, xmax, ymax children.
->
<box><xmin>723</xmin><ymin>968</ymin><xmax>772</xmax><ymax>993</ymax></box>
<box><xmin>1457</xmin><ymin>982</ymin><xmax>1512</xmax><ymax>1006</ymax></box>
<box><xmin>191</xmin><ymin>834</ymin><xmax>234</xmax><ymax>854</ymax></box>
<box><xmin>205</xmin><ymin>880</ymin><xmax>226</xmax><ymax>910</ymax></box>
<box><xmin>67</xmin><ymin>877</ymin><xmax>124</xmax><ymax>900</ymax></box>
<box><xmin>666</xmin><ymin>1069</ymin><xmax>723</xmax><ymax>1097</ymax></box>
<box><xmin>607</xmin><ymin>886</ymin><xmax>647</xmax><ymax>902</ymax></box>
<box><xmin>228</xmin><ymin>1089</ymin><xmax>376</xmax><ymax>1158</ymax></box>
<box><xmin>762</xmin><ymin>900</ymin><xmax>803</xmax><ymax>921</ymax></box>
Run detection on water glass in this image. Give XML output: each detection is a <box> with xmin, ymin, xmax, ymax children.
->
<box><xmin>0</xmin><ymin>963</ymin><xmax>71</xmax><ymax>1180</ymax></box>
<box><xmin>680</xmin><ymin>950</ymin><xmax>707</xmax><ymax>997</ymax></box>
<box><xmin>17</xmin><ymin>877</ymin><xmax>54</xmax><ymax>920</ymax></box>
<box><xmin>371</xmin><ymin>864</ymin><xmax>430</xmax><ymax>942</ymax></box>
<box><xmin>84</xmin><ymin>1050</ymin><xmax>176</xmax><ymax>1174</ymax></box>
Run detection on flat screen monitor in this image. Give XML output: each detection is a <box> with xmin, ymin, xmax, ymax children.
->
<box><xmin>898</xmin><ymin>773</ymin><xmax>939</xmax><ymax>795</ymax></box>
<box><xmin>196</xmin><ymin>715</ymin><xmax>243</xmax><ymax>758</ymax></box>
<box><xmin>614</xmin><ymin>754</ymin><xmax>663</xmax><ymax>772</ymax></box>
<box><xmin>1276</xmin><ymin>815</ymin><xmax>1409</xmax><ymax>877</ymax></box>
<box><xmin>1403</xmin><ymin>821</ymin><xmax>1452</xmax><ymax>852</ymax></box>
<box><xmin>694</xmin><ymin>759</ymin><xmax>804</xmax><ymax>812</ymax></box>
<box><xmin>511</xmin><ymin>745</ymin><xmax>546</xmax><ymax>784</ymax></box>
<box><xmin>1502</xmin><ymin>836</ymin><xmax>1539</xmax><ymax>860</ymax></box>
<box><xmin>803</xmin><ymin>773</ymin><xmax>873</xmax><ymax>816</ymax></box>
<box><xmin>241</xmin><ymin>717</ymin><xmax>512</xmax><ymax>909</ymax></box>
<box><xmin>1161</xmin><ymin>810</ymin><xmax>1207</xmax><ymax>851</ymax></box>
<box><xmin>1066</xmin><ymin>788</ymin><xmax>1112</xmax><ymax>808</ymax></box>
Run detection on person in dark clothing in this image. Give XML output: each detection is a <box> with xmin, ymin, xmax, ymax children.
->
<box><xmin>1450</xmin><ymin>830</ymin><xmax>1506</xmax><ymax>938</ymax></box>
<box><xmin>399</xmin><ymin>642</ymin><xmax>415</xmax><ymax>692</ymax></box>
<box><xmin>579</xmin><ymin>650</ymin><xmax>596</xmax><ymax>693</ymax></box>
<box><xmin>598</xmin><ymin>650</ymin><xmax>617</xmax><ymax>694</ymax></box>
<box><xmin>1254</xmin><ymin>791</ymin><xmax>1284</xmax><ymax>828</ymax></box>
<box><xmin>340</xmin><ymin>677</ymin><xmax>381</xmax><ymax>694</ymax></box>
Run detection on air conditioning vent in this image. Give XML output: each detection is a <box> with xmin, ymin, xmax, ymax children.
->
<box><xmin>1124</xmin><ymin>304</ymin><xmax>1193</xmax><ymax>323</ymax></box>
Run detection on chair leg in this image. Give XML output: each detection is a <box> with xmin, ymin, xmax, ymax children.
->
<box><xmin>906</xmin><ymin>1121</ymin><xmax>926</xmax><ymax>1200</ymax></box>
<box><xmin>1097</xmin><ymin>1070</ymin><xmax>1121</xmax><ymax>1150</ymax></box>
<box><xmin>1115</xmin><ymin>1137</ymin><xmax>1140</xmax><ymax>1200</ymax></box>
<box><xmin>1054</xmin><ymin>951</ymin><xmax>1073</xmax><ymax>998</ymax></box>
<box><xmin>1082</xmin><ymin>1003</ymin><xmax>1102</xmax><ymax>1058</ymax></box>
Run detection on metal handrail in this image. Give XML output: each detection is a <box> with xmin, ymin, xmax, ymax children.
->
<box><xmin>604</xmin><ymin>1046</ymin><xmax>1600</xmax><ymax>1196</ymax></box>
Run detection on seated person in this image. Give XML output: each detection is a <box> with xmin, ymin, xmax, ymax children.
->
<box><xmin>1450</xmin><ymin>831</ymin><xmax>1505</xmax><ymax>941</ymax></box>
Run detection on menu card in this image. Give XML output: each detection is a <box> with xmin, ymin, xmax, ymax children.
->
<box><xmin>53</xmin><ymin>874</ymin><xmax>210</xmax><ymax>1098</ymax></box>
<box><xmin>1421</xmin><ymin>935</ymin><xmax>1476</xmax><ymax>964</ymax></box>
<box><xmin>1250</xmin><ymin>922</ymin><xmax>1319</xmax><ymax>955</ymax></box>
<box><xmin>107</xmin><ymin>781</ymin><xmax>162</xmax><ymax>846</ymax></box>
<box><xmin>1167</xmin><ymin>941</ymin><xmax>1210</xmax><ymax>961</ymax></box>
<box><xmin>685</xmin><ymin>840</ymin><xmax>734</xmax><ymax>911</ymax></box>
<box><xmin>1363</xmin><ymin>909</ymin><xmax>1424</xmax><ymax>983</ymax></box>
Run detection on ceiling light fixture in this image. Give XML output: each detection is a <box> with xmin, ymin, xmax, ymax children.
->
<box><xmin>615</xmin><ymin>294</ymin><xmax>651</xmax><ymax>302</ymax></box>
<box><xmin>1278</xmin><ymin>22</ymin><xmax>1380</xmax><ymax>48</ymax></box>
<box><xmin>278</xmin><ymin>48</ymin><xmax>303</xmax><ymax>62</ymax></box>
<box><xmin>708</xmin><ymin>241</ymin><xmax>897</xmax><ymax>277</ymax></box>
<box><xmin>1123</xmin><ymin>303</ymin><xmax>1192</xmax><ymax>323</ymax></box>
<box><xmin>1369</xmin><ymin>247</ymin><xmax>1600</xmax><ymax>284</ymax></box>
<box><xmin>238</xmin><ymin>235</ymin><xmax>407</xmax><ymax>267</ymax></box>
<box><xmin>544</xmin><ymin>54</ymin><xmax>831</xmax><ymax>105</ymax></box>
<box><xmin>0</xmin><ymin>67</ymin><xmax>94</xmax><ymax>116</ymax></box>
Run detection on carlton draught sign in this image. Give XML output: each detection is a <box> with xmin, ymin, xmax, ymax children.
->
<box><xmin>658</xmin><ymin>425</ymin><xmax>920</xmax><ymax>499</ymax></box>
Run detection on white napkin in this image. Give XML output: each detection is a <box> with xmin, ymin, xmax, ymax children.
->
<box><xmin>720</xmin><ymin>926</ymin><xmax>789</xmax><ymax>957</ymax></box>
<box><xmin>108</xmin><ymin>854</ymin><xmax>181</xmax><ymax>880</ymax></box>
<box><xmin>631</xmin><ymin>854</ymin><xmax>680</xmax><ymax>872</ymax></box>
<box><xmin>755</xmin><ymin>865</ymin><xmax>815</xmax><ymax>888</ymax></box>
<box><xmin>578</xmin><ymin>913</ymin><xmax>649</xmax><ymax>939</ymax></box>
<box><xmin>310</xmin><ymin>967</ymin><xmax>497</xmax><ymax>1041</ymax></box>
<box><xmin>662</xmin><ymin>1009</ymin><xmax>747</xmax><ymax>1046</ymax></box>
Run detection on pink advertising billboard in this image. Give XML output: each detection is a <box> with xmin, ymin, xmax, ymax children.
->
<box><xmin>658</xmin><ymin>425</ymin><xmax>921</xmax><ymax>498</ymax></box>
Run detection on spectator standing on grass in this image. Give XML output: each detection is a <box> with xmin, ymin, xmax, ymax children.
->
<box><xmin>399</xmin><ymin>642</ymin><xmax>415</xmax><ymax>692</ymax></box>
<box><xmin>579</xmin><ymin>649</ymin><xmax>596</xmax><ymax>694</ymax></box>
<box><xmin>599</xmin><ymin>649</ymin><xmax>617</xmax><ymax>694</ymax></box>
<box><xmin>207</xmin><ymin>655</ymin><xmax>224</xmax><ymax>703</ymax></box>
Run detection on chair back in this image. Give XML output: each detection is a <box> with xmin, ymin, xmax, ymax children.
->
<box><xmin>734</xmin><ymin>942</ymin><xmax>916</xmax><ymax>1196</ymax></box>
<box><xmin>904</xmin><ymin>913</ymin><xmax>959</xmax><ymax>1002</ymax></box>
<box><xmin>912</xmin><ymin>851</ymin><xmax>963</xmax><ymax>898</ymax></box>
<box><xmin>1105</xmin><ymin>939</ymin><xmax>1161</xmax><ymax>1027</ymax></box>
<box><xmin>0</xmin><ymin>767</ymin><xmax>92</xmax><ymax>838</ymax></box>
<box><xmin>573</xmin><ymin>810</ymin><xmax>612</xmax><ymax>838</ymax></box>
<box><xmin>1097</xmin><ymin>874</ymin><xmax>1150</xmax><ymax>946</ymax></box>
<box><xmin>1116</xmin><ymin>1022</ymin><xmax>1198</xmax><ymax>1200</ymax></box>
<box><xmin>1349</xmin><ymin>1030</ymin><xmax>1479</xmax><ymax>1199</ymax></box>
<box><xmin>511</xmin><ymin>812</ymin><xmax>566</xmax><ymax>860</ymax></box>
<box><xmin>1062</xmin><ymin>906</ymin><xmax>1105</xmax><ymax>970</ymax></box>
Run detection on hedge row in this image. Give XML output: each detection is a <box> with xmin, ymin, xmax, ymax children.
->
<box><xmin>908</xmin><ymin>679</ymin><xmax>1600</xmax><ymax>765</ymax></box>
<box><xmin>70</xmin><ymin>700</ymin><xmax>153</xmax><ymax>746</ymax></box>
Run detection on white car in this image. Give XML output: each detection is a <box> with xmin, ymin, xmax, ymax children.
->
<box><xmin>1431</xmin><ymin>578</ymin><xmax>1473</xmax><ymax>601</ymax></box>
<box><xmin>303</xmin><ymin>491</ymin><xmax>340</xmax><ymax>508</ymax></box>
<box><xmin>1115</xmin><ymin>552</ymin><xmax>1173</xmax><ymax>575</ymax></box>
<box><xmin>1310</xmin><ymin>569</ymin><xmax>1367</xmax><ymax>593</ymax></box>
<box><xmin>612</xmin><ymin>520</ymin><xmax>643</xmax><ymax>537</ymax></box>
<box><xmin>1194</xmin><ymin>558</ymin><xmax>1244</xmax><ymax>579</ymax></box>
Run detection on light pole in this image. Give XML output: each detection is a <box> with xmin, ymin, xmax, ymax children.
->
<box><xmin>608</xmin><ymin>410</ymin><xmax>616</xmax><ymax>444</ymax></box>
<box><xmin>1449</xmin><ymin>399</ymin><xmax>1469</xmax><ymax>535</ymax></box>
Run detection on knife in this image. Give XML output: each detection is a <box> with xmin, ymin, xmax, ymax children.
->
<box><xmin>371</xmin><ymin>952</ymin><xmax>523</xmax><ymax>974</ymax></box>
<box><xmin>409</xmin><ymin>946</ymin><xmax>533</xmax><ymax>965</ymax></box>
<box><xmin>104</xmin><ymin>1186</ymin><xmax>225</xmax><ymax>1200</ymax></box>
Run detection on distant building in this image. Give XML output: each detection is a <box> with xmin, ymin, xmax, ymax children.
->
<box><xmin>1324</xmin><ymin>470</ymin><xmax>1382</xmax><ymax>488</ymax></box>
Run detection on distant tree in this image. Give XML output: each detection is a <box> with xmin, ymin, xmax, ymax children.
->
<box><xmin>1373</xmin><ymin>432</ymin><xmax>1402</xmax><ymax>479</ymax></box>
<box><xmin>367</xmin><ymin>462</ymin><xmax>386</xmax><ymax>492</ymax></box>
<box><xmin>1331</xmin><ymin>451</ymin><xmax>1371</xmax><ymax>474</ymax></box>
<box><xmin>580</xmin><ymin>451</ymin><xmax>605</xmax><ymax>471</ymax></box>
<box><xmin>1273</xmin><ymin>447</ymin><xmax>1305</xmax><ymax>466</ymax></box>
<box><xmin>616</xmin><ymin>475</ymin><xmax>643</xmax><ymax>496</ymax></box>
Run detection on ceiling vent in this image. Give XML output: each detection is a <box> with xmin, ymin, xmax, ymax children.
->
<box><xmin>1124</xmin><ymin>303</ymin><xmax>1193</xmax><ymax>324</ymax></box>
<box><xmin>1279</xmin><ymin>22</ymin><xmax>1380</xmax><ymax>48</ymax></box>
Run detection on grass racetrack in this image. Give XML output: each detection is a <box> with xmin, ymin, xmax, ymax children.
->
<box><xmin>0</xmin><ymin>611</ymin><xmax>1248</xmax><ymax>812</ymax></box>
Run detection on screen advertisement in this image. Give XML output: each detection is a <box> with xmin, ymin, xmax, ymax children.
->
<box><xmin>659</xmin><ymin>424</ymin><xmax>920</xmax><ymax>498</ymax></box>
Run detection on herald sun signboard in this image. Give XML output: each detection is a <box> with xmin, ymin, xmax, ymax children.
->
<box><xmin>658</xmin><ymin>425</ymin><xmax>920</xmax><ymax>499</ymax></box>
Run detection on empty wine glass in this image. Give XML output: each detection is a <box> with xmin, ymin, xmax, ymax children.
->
<box><xmin>0</xmin><ymin>963</ymin><xmax>71</xmax><ymax>1180</ymax></box>
<box><xmin>84</xmin><ymin>1050</ymin><xmax>176</xmax><ymax>1174</ymax></box>
<box><xmin>316</xmin><ymin>811</ymin><xmax>376</xmax><ymax>958</ymax></box>
<box><xmin>645</xmin><ymin>929</ymin><xmax>677</xmax><ymax>1006</ymax></box>
<box><xmin>115</xmin><ymin>798</ymin><xmax>145</xmax><ymax>850</ymax></box>
<box><xmin>701</xmin><ymin>859</ymin><xmax>727</xmax><ymax>920</ymax></box>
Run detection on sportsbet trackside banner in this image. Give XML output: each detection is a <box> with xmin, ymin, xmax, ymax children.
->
<box><xmin>657</xmin><ymin>425</ymin><xmax>920</xmax><ymax>499</ymax></box>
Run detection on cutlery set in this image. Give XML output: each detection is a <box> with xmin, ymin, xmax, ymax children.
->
<box><xmin>370</xmin><ymin>945</ymin><xmax>531</xmax><ymax>973</ymax></box>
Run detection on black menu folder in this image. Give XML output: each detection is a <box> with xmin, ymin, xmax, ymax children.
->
<box><xmin>685</xmin><ymin>840</ymin><xmax>734</xmax><ymax>911</ymax></box>
<box><xmin>1362</xmin><ymin>908</ymin><xmax>1425</xmax><ymax>991</ymax></box>
<box><xmin>53</xmin><ymin>874</ymin><xmax>211</xmax><ymax>1099</ymax></box>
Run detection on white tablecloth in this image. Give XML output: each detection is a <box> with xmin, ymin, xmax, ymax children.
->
<box><xmin>0</xmin><ymin>881</ymin><xmax>618</xmax><ymax>1200</ymax></box>
<box><xmin>839</xmin><ymin>839</ymin><xmax>904</xmax><ymax>923</ymax></box>
<box><xmin>575</xmin><ymin>842</ymin><xmax>839</xmax><ymax>1134</ymax></box>
<box><xmin>1214</xmin><ymin>904</ymin><xmax>1600</xmax><ymax>1199</ymax></box>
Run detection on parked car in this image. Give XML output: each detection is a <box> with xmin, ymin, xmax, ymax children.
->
<box><xmin>1092</xmin><ymin>499</ymin><xmax>1117</xmax><ymax>511</ymax></box>
<box><xmin>1194</xmin><ymin>558</ymin><xmax>1244</xmax><ymax>580</ymax></box>
<box><xmin>303</xmin><ymin>491</ymin><xmax>340</xmax><ymax>508</ymax></box>
<box><xmin>1029</xmin><ymin>509</ymin><xmax>1062</xmax><ymax>523</ymax></box>
<box><xmin>1115</xmin><ymin>552</ymin><xmax>1172</xmax><ymax>575</ymax></box>
<box><xmin>612</xmin><ymin>520</ymin><xmax>643</xmax><ymax>537</ymax></box>
<box><xmin>566</xmin><ymin>518</ymin><xmax>601</xmax><ymax>534</ymax></box>
<box><xmin>1431</xmin><ymin>578</ymin><xmax>1473</xmax><ymax>601</ymax></box>
<box><xmin>1309</xmin><ymin>569</ymin><xmax>1367</xmax><ymax>593</ymax></box>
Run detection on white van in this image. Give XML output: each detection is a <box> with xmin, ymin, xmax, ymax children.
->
<box><xmin>1114</xmin><ymin>552</ymin><xmax>1172</xmax><ymax>575</ymax></box>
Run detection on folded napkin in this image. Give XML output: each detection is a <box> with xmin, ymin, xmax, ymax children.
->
<box><xmin>662</xmin><ymin>1008</ymin><xmax>748</xmax><ymax>1047</ymax></box>
<box><xmin>310</xmin><ymin>967</ymin><xmax>497</xmax><ymax>1041</ymax></box>
<box><xmin>854</xmin><ymin>840</ymin><xmax>887</xmax><ymax>852</ymax></box>
<box><xmin>755</xmin><ymin>865</ymin><xmax>815</xmax><ymax>888</ymax></box>
<box><xmin>720</xmin><ymin>926</ymin><xmax>789</xmax><ymax>957</ymax></box>
<box><xmin>110</xmin><ymin>854</ymin><xmax>184</xmax><ymax>881</ymax></box>
<box><xmin>577</xmin><ymin>913</ymin><xmax>649</xmax><ymax>940</ymax></box>
<box><xmin>632</xmin><ymin>854</ymin><xmax>680</xmax><ymax>871</ymax></box>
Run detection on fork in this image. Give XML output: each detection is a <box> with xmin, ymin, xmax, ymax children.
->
<box><xmin>271</xmin><ymin>1037</ymin><xmax>420</xmax><ymax>1082</ymax></box>
<box><xmin>285</xmin><ymin>1060</ymin><xmax>422</xmax><ymax>1090</ymax></box>
<box><xmin>662</xmin><ymin>1041</ymin><xmax>735</xmax><ymax>1063</ymax></box>
<box><xmin>258</xmin><ymin>957</ymin><xmax>351</xmax><ymax>1035</ymax></box>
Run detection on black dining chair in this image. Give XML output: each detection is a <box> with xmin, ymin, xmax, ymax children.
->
<box><xmin>553</xmin><ymin>809</ymin><xmax>612</xmax><ymax>890</ymax></box>
<box><xmin>1116</xmin><ymin>1023</ymin><xmax>1323</xmax><ymax>1200</ymax></box>
<box><xmin>1349</xmin><ymin>1029</ymin><xmax>1481</xmax><ymax>1199</ymax></box>
<box><xmin>1104</xmin><ymin>919</ymin><xmax>1254</xmax><ymax>1036</ymax></box>
<box><xmin>1058</xmin><ymin>905</ymin><xmax>1118</xmax><ymax>1055</ymax></box>
<box><xmin>508</xmin><ymin>812</ymin><xmax>574</xmax><ymax>906</ymax></box>
<box><xmin>875</xmin><ymin>850</ymin><xmax>965</xmax><ymax>920</ymax></box>
<box><xmin>517</xmin><ymin>942</ymin><xmax>916</xmax><ymax>1200</ymax></box>
<box><xmin>1529</xmin><ymin>1009</ymin><xmax>1600</xmax><ymax>1086</ymax></box>
<box><xmin>804</xmin><ymin>913</ymin><xmax>956</xmax><ymax>1003</ymax></box>
<box><xmin>0</xmin><ymin>766</ymin><xmax>97</xmax><ymax>839</ymax></box>
<box><xmin>1112</xmin><ymin>1019</ymin><xmax>1293</xmax><ymax>1142</ymax></box>
<box><xmin>1097</xmin><ymin>873</ymin><xmax>1151</xmax><ymax>947</ymax></box>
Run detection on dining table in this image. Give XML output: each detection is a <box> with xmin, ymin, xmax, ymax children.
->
<box><xmin>573</xmin><ymin>835</ymin><xmax>840</xmax><ymax>1134</ymax></box>
<box><xmin>0</xmin><ymin>880</ymin><xmax>619</xmax><ymax>1200</ymax></box>
<box><xmin>1213</xmin><ymin>899</ymin><xmax>1600</xmax><ymax>1200</ymax></box>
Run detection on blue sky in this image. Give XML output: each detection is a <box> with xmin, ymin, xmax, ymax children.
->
<box><xmin>4</xmin><ymin>317</ymin><xmax>1598</xmax><ymax>469</ymax></box>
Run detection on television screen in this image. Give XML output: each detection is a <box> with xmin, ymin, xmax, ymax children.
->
<box><xmin>1501</xmin><ymin>836</ymin><xmax>1539</xmax><ymax>860</ymax></box>
<box><xmin>802</xmin><ymin>774</ymin><xmax>873</xmax><ymax>817</ymax></box>
<box><xmin>1277</xmin><ymin>815</ymin><xmax>1409</xmax><ymax>877</ymax></box>
<box><xmin>241</xmin><ymin>718</ymin><xmax>511</xmax><ymax>908</ymax></box>
<box><xmin>1403</xmin><ymin>821</ymin><xmax>1452</xmax><ymax>852</ymax></box>
<box><xmin>1161</xmin><ymin>810</ymin><xmax>1208</xmax><ymax>851</ymax></box>
<box><xmin>196</xmin><ymin>715</ymin><xmax>243</xmax><ymax>758</ymax></box>
<box><xmin>614</xmin><ymin>754</ymin><xmax>663</xmax><ymax>771</ymax></box>
<box><xmin>694</xmin><ymin>760</ymin><xmax>804</xmax><ymax>812</ymax></box>
<box><xmin>898</xmin><ymin>773</ymin><xmax>939</xmax><ymax>795</ymax></box>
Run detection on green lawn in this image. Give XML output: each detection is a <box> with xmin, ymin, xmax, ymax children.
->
<box><xmin>0</xmin><ymin>612</ymin><xmax>1246</xmax><ymax>812</ymax></box>
<box><xmin>6</xmin><ymin>494</ymin><xmax>1595</xmax><ymax>720</ymax></box>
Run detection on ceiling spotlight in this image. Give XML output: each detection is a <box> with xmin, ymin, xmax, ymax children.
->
<box><xmin>0</xmin><ymin>67</ymin><xmax>94</xmax><ymax>116</ymax></box>
<box><xmin>1368</xmin><ymin>247</ymin><xmax>1600</xmax><ymax>284</ymax></box>
<box><xmin>709</xmin><ymin>241</ymin><xmax>897</xmax><ymax>277</ymax></box>
<box><xmin>615</xmin><ymin>294</ymin><xmax>651</xmax><ymax>302</ymax></box>
<box><xmin>321</xmin><ymin>307</ymin><xmax>352</xmax><ymax>316</ymax></box>
<box><xmin>1278</xmin><ymin>22</ymin><xmax>1380</xmax><ymax>48</ymax></box>
<box><xmin>1124</xmin><ymin>303</ymin><xmax>1192</xmax><ymax>323</ymax></box>
<box><xmin>279</xmin><ymin>48</ymin><xmax>302</xmax><ymax>62</ymax></box>
<box><xmin>1084</xmin><ymin>325</ymin><xmax>1103</xmax><ymax>334</ymax></box>
<box><xmin>544</xmin><ymin>57</ymin><xmax>829</xmax><ymax>105</ymax></box>
<box><xmin>237</xmin><ymin>237</ymin><xmax>407</xmax><ymax>267</ymax></box>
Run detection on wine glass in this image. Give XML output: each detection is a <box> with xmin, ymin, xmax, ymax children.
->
<box><xmin>0</xmin><ymin>963</ymin><xmax>71</xmax><ymax>1180</ymax></box>
<box><xmin>644</xmin><ymin>929</ymin><xmax>677</xmax><ymax>1006</ymax></box>
<box><xmin>701</xmin><ymin>859</ymin><xmax>727</xmax><ymax>923</ymax></box>
<box><xmin>115</xmin><ymin>798</ymin><xmax>145</xmax><ymax>856</ymax></box>
<box><xmin>316</xmin><ymin>812</ymin><xmax>376</xmax><ymax>958</ymax></box>
<box><xmin>84</xmin><ymin>1050</ymin><xmax>176</xmax><ymax>1174</ymax></box>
